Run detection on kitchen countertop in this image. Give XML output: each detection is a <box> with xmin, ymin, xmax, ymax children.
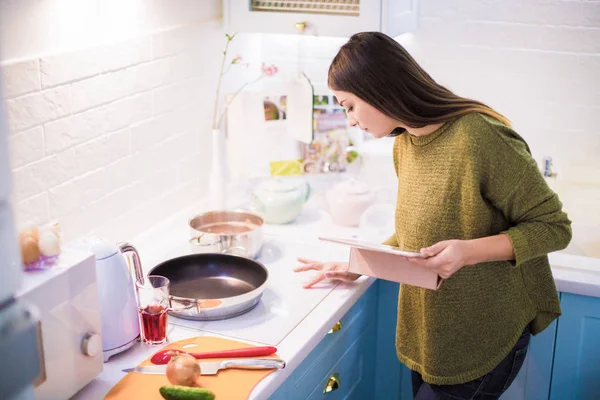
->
<box><xmin>72</xmin><ymin>202</ymin><xmax>600</xmax><ymax>400</ymax></box>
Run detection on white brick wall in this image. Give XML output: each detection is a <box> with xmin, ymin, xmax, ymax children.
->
<box><xmin>2</xmin><ymin>5</ymin><xmax>223</xmax><ymax>243</ymax></box>
<box><xmin>259</xmin><ymin>0</ymin><xmax>600</xmax><ymax>225</ymax></box>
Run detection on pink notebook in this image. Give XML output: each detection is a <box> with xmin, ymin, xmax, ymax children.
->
<box><xmin>319</xmin><ymin>237</ymin><xmax>442</xmax><ymax>290</ymax></box>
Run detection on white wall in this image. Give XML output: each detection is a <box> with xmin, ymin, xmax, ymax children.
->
<box><xmin>0</xmin><ymin>0</ymin><xmax>230</xmax><ymax>243</ymax></box>
<box><xmin>2</xmin><ymin>0</ymin><xmax>598</xmax><ymax>246</ymax></box>
<box><xmin>0</xmin><ymin>0</ymin><xmax>222</xmax><ymax>61</ymax></box>
<box><xmin>259</xmin><ymin>0</ymin><xmax>600</xmax><ymax>225</ymax></box>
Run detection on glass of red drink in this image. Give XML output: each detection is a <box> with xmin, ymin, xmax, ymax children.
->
<box><xmin>135</xmin><ymin>275</ymin><xmax>170</xmax><ymax>345</ymax></box>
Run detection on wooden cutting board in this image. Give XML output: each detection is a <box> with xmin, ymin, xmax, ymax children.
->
<box><xmin>105</xmin><ymin>336</ymin><xmax>280</xmax><ymax>400</ymax></box>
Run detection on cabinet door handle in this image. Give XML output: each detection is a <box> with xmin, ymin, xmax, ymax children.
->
<box><xmin>323</xmin><ymin>372</ymin><xmax>341</xmax><ymax>393</ymax></box>
<box><xmin>327</xmin><ymin>321</ymin><xmax>342</xmax><ymax>334</ymax></box>
<box><xmin>295</xmin><ymin>21</ymin><xmax>307</xmax><ymax>32</ymax></box>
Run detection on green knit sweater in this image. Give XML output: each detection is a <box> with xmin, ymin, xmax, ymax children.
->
<box><xmin>383</xmin><ymin>113</ymin><xmax>572</xmax><ymax>385</ymax></box>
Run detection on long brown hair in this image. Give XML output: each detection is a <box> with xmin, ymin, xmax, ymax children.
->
<box><xmin>328</xmin><ymin>32</ymin><xmax>510</xmax><ymax>135</ymax></box>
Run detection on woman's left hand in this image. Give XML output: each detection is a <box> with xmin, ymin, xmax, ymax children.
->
<box><xmin>406</xmin><ymin>239</ymin><xmax>471</xmax><ymax>279</ymax></box>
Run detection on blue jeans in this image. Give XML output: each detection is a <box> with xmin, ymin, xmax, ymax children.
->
<box><xmin>411</xmin><ymin>324</ymin><xmax>531</xmax><ymax>400</ymax></box>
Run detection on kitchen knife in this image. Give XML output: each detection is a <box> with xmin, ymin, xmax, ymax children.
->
<box><xmin>123</xmin><ymin>358</ymin><xmax>286</xmax><ymax>375</ymax></box>
<box><xmin>150</xmin><ymin>346</ymin><xmax>278</xmax><ymax>364</ymax></box>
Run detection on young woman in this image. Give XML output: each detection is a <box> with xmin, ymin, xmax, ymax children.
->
<box><xmin>294</xmin><ymin>32</ymin><xmax>572</xmax><ymax>399</ymax></box>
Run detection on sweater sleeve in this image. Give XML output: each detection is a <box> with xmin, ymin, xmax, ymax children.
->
<box><xmin>381</xmin><ymin>137</ymin><xmax>400</xmax><ymax>247</ymax></box>
<box><xmin>480</xmin><ymin>121</ymin><xmax>572</xmax><ymax>266</ymax></box>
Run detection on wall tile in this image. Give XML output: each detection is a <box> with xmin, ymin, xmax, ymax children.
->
<box><xmin>12</xmin><ymin>149</ymin><xmax>77</xmax><ymax>202</ymax></box>
<box><xmin>13</xmin><ymin>193</ymin><xmax>49</xmax><ymax>227</ymax></box>
<box><xmin>73</xmin><ymin>128</ymin><xmax>130</xmax><ymax>175</ymax></box>
<box><xmin>172</xmin><ymin>51</ymin><xmax>205</xmax><ymax>81</ymax></box>
<box><xmin>8</xmin><ymin>126</ymin><xmax>44</xmax><ymax>169</ymax></box>
<box><xmin>40</xmin><ymin>48</ymin><xmax>106</xmax><ymax>88</ymax></box>
<box><xmin>44</xmin><ymin>107</ymin><xmax>110</xmax><ymax>154</ymax></box>
<box><xmin>104</xmin><ymin>92</ymin><xmax>154</xmax><ymax>131</ymax></box>
<box><xmin>6</xmin><ymin>85</ymin><xmax>70</xmax><ymax>132</ymax></box>
<box><xmin>130</xmin><ymin>113</ymin><xmax>172</xmax><ymax>151</ymax></box>
<box><xmin>153</xmin><ymin>25</ymin><xmax>199</xmax><ymax>58</ymax></box>
<box><xmin>153</xmin><ymin>81</ymin><xmax>191</xmax><ymax>115</ymax></box>
<box><xmin>1</xmin><ymin>60</ymin><xmax>41</xmax><ymax>98</ymax></box>
<box><xmin>5</xmin><ymin>8</ymin><xmax>221</xmax><ymax>242</ymax></box>
<box><xmin>421</xmin><ymin>0</ymin><xmax>600</xmax><ymax>27</ymax></box>
<box><xmin>48</xmin><ymin>169</ymin><xmax>109</xmax><ymax>218</ymax></box>
<box><xmin>71</xmin><ymin>69</ymin><xmax>134</xmax><ymax>113</ymax></box>
<box><xmin>103</xmin><ymin>36</ymin><xmax>153</xmax><ymax>72</ymax></box>
<box><xmin>104</xmin><ymin>156</ymin><xmax>135</xmax><ymax>190</ymax></box>
<box><xmin>538</xmin><ymin>26</ymin><xmax>600</xmax><ymax>54</ymax></box>
<box><xmin>132</xmin><ymin>58</ymin><xmax>173</xmax><ymax>92</ymax></box>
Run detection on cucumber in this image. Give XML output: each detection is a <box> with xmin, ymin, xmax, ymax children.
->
<box><xmin>159</xmin><ymin>385</ymin><xmax>215</xmax><ymax>400</ymax></box>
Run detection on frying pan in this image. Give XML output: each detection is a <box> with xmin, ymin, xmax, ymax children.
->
<box><xmin>149</xmin><ymin>253</ymin><xmax>268</xmax><ymax>321</ymax></box>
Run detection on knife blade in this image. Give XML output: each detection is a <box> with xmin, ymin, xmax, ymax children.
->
<box><xmin>122</xmin><ymin>365</ymin><xmax>166</xmax><ymax>374</ymax></box>
<box><xmin>122</xmin><ymin>358</ymin><xmax>286</xmax><ymax>375</ymax></box>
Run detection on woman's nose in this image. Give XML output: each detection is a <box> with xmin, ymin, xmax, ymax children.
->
<box><xmin>347</xmin><ymin>117</ymin><xmax>358</xmax><ymax>127</ymax></box>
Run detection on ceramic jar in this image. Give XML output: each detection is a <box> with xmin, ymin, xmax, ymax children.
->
<box><xmin>325</xmin><ymin>179</ymin><xmax>376</xmax><ymax>227</ymax></box>
<box><xmin>253</xmin><ymin>178</ymin><xmax>310</xmax><ymax>224</ymax></box>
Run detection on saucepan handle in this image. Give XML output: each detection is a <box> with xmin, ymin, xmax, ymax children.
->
<box><xmin>222</xmin><ymin>245</ymin><xmax>248</xmax><ymax>257</ymax></box>
<box><xmin>189</xmin><ymin>233</ymin><xmax>219</xmax><ymax>247</ymax></box>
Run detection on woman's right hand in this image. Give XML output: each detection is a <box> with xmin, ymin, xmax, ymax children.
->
<box><xmin>293</xmin><ymin>257</ymin><xmax>361</xmax><ymax>288</ymax></box>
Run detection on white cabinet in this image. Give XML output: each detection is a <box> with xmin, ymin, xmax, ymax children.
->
<box><xmin>224</xmin><ymin>0</ymin><xmax>418</xmax><ymax>38</ymax></box>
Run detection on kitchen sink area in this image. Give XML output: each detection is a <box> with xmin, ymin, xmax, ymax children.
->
<box><xmin>561</xmin><ymin>223</ymin><xmax>600</xmax><ymax>259</ymax></box>
<box><xmin>549</xmin><ymin>223</ymin><xmax>600</xmax><ymax>297</ymax></box>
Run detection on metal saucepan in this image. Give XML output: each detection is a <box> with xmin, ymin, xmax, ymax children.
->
<box><xmin>189</xmin><ymin>210</ymin><xmax>264</xmax><ymax>259</ymax></box>
<box><xmin>148</xmin><ymin>253</ymin><xmax>268</xmax><ymax>321</ymax></box>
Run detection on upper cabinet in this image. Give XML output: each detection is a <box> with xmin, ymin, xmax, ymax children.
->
<box><xmin>224</xmin><ymin>0</ymin><xmax>418</xmax><ymax>38</ymax></box>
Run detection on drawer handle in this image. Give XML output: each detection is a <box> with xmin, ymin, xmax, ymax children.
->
<box><xmin>295</xmin><ymin>21</ymin><xmax>307</xmax><ymax>33</ymax></box>
<box><xmin>327</xmin><ymin>321</ymin><xmax>342</xmax><ymax>334</ymax></box>
<box><xmin>323</xmin><ymin>372</ymin><xmax>341</xmax><ymax>393</ymax></box>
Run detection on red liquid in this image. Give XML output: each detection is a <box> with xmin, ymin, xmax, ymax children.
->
<box><xmin>140</xmin><ymin>305</ymin><xmax>168</xmax><ymax>344</ymax></box>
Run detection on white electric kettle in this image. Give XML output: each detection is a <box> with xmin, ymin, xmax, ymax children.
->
<box><xmin>76</xmin><ymin>237</ymin><xmax>142</xmax><ymax>362</ymax></box>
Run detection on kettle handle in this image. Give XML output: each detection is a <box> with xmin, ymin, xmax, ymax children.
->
<box><xmin>118</xmin><ymin>242</ymin><xmax>144</xmax><ymax>285</ymax></box>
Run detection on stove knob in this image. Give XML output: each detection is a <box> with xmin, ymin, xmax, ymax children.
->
<box><xmin>81</xmin><ymin>333</ymin><xmax>102</xmax><ymax>357</ymax></box>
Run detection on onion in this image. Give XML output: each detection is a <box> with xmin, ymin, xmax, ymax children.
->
<box><xmin>38</xmin><ymin>230</ymin><xmax>61</xmax><ymax>257</ymax></box>
<box><xmin>21</xmin><ymin>236</ymin><xmax>41</xmax><ymax>264</ymax></box>
<box><xmin>165</xmin><ymin>353</ymin><xmax>201</xmax><ymax>387</ymax></box>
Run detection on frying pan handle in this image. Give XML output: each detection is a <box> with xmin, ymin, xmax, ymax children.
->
<box><xmin>189</xmin><ymin>236</ymin><xmax>249</xmax><ymax>258</ymax></box>
<box><xmin>168</xmin><ymin>297</ymin><xmax>224</xmax><ymax>314</ymax></box>
<box><xmin>168</xmin><ymin>297</ymin><xmax>197</xmax><ymax>312</ymax></box>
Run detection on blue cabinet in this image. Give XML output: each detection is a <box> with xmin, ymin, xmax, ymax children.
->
<box><xmin>501</xmin><ymin>319</ymin><xmax>557</xmax><ymax>400</ymax></box>
<box><xmin>271</xmin><ymin>284</ymin><xmax>600</xmax><ymax>400</ymax></box>
<box><xmin>500</xmin><ymin>292</ymin><xmax>600</xmax><ymax>400</ymax></box>
<box><xmin>374</xmin><ymin>280</ymin><xmax>407</xmax><ymax>400</ymax></box>
<box><xmin>269</xmin><ymin>282</ymin><xmax>380</xmax><ymax>399</ymax></box>
<box><xmin>378</xmin><ymin>281</ymin><xmax>559</xmax><ymax>400</ymax></box>
<box><xmin>550</xmin><ymin>293</ymin><xmax>600</xmax><ymax>399</ymax></box>
<box><xmin>305</xmin><ymin>322</ymin><xmax>376</xmax><ymax>399</ymax></box>
<box><xmin>270</xmin><ymin>280</ymin><xmax>404</xmax><ymax>399</ymax></box>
